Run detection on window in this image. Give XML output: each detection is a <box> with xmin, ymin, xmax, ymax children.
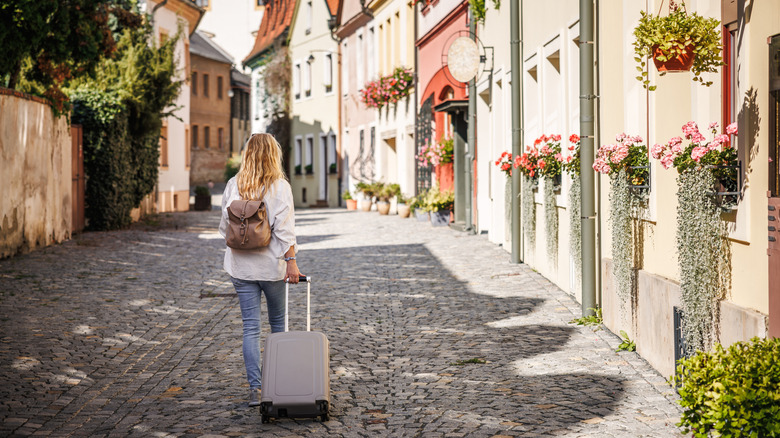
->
<box><xmin>295</xmin><ymin>137</ymin><xmax>303</xmax><ymax>174</ymax></box>
<box><xmin>159</xmin><ymin>29</ymin><xmax>169</xmax><ymax>45</ymax></box>
<box><xmin>192</xmin><ymin>72</ymin><xmax>198</xmax><ymax>95</ymax></box>
<box><xmin>185</xmin><ymin>127</ymin><xmax>190</xmax><ymax>168</ymax></box>
<box><xmin>184</xmin><ymin>41</ymin><xmax>190</xmax><ymax>76</ymax></box>
<box><xmin>255</xmin><ymin>78</ymin><xmax>262</xmax><ymax>119</ymax></box>
<box><xmin>218</xmin><ymin>127</ymin><xmax>224</xmax><ymax>150</ymax></box>
<box><xmin>342</xmin><ymin>41</ymin><xmax>348</xmax><ymax>95</ymax></box>
<box><xmin>255</xmin><ymin>0</ymin><xmax>263</xmax><ymax>10</ymax></box>
<box><xmin>195</xmin><ymin>0</ymin><xmax>210</xmax><ymax>10</ymax></box>
<box><xmin>203</xmin><ymin>73</ymin><xmax>209</xmax><ymax>97</ymax></box>
<box><xmin>160</xmin><ymin>125</ymin><xmax>168</xmax><ymax>167</ymax></box>
<box><xmin>217</xmin><ymin>76</ymin><xmax>224</xmax><ymax>99</ymax></box>
<box><xmin>324</xmin><ymin>53</ymin><xmax>333</xmax><ymax>93</ymax></box>
<box><xmin>723</xmin><ymin>25</ymin><xmax>739</xmax><ymax>131</ymax></box>
<box><xmin>328</xmin><ymin>133</ymin><xmax>337</xmax><ymax>173</ymax></box>
<box><xmin>192</xmin><ymin>125</ymin><xmax>198</xmax><ymax>149</ymax></box>
<box><xmin>204</xmin><ymin>126</ymin><xmax>210</xmax><ymax>149</ymax></box>
<box><xmin>305</xmin><ymin>1</ymin><xmax>312</xmax><ymax>34</ymax></box>
<box><xmin>306</xmin><ymin>136</ymin><xmax>314</xmax><ymax>174</ymax></box>
<box><xmin>305</xmin><ymin>58</ymin><xmax>312</xmax><ymax>97</ymax></box>
<box><xmin>294</xmin><ymin>63</ymin><xmax>301</xmax><ymax>100</ymax></box>
<box><xmin>367</xmin><ymin>28</ymin><xmax>375</xmax><ymax>80</ymax></box>
<box><xmin>356</xmin><ymin>33</ymin><xmax>363</xmax><ymax>85</ymax></box>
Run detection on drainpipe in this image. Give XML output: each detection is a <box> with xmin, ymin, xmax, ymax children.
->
<box><xmin>510</xmin><ymin>0</ymin><xmax>523</xmax><ymax>263</ymax></box>
<box><xmin>580</xmin><ymin>0</ymin><xmax>596</xmax><ymax>317</ymax></box>
<box><xmin>414</xmin><ymin>2</ymin><xmax>419</xmax><ymax>195</ymax></box>
<box><xmin>466</xmin><ymin>10</ymin><xmax>476</xmax><ymax>232</ymax></box>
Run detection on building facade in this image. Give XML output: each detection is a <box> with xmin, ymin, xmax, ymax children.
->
<box><xmin>288</xmin><ymin>0</ymin><xmax>340</xmax><ymax>207</ymax></box>
<box><xmin>193</xmin><ymin>0</ymin><xmax>264</xmax><ymax>74</ymax></box>
<box><xmin>369</xmin><ymin>0</ymin><xmax>417</xmax><ymax>199</ymax></box>
<box><xmin>230</xmin><ymin>68</ymin><xmax>252</xmax><ymax>157</ymax></box>
<box><xmin>190</xmin><ymin>30</ymin><xmax>233</xmax><ymax>185</ymax></box>
<box><xmin>336</xmin><ymin>0</ymin><xmax>377</xmax><ymax>205</ymax></box>
<box><xmin>244</xmin><ymin>0</ymin><xmax>296</xmax><ymax>144</ymax></box>
<box><xmin>416</xmin><ymin>0</ymin><xmax>469</xmax><ymax>196</ymax></box>
<box><xmin>473</xmin><ymin>0</ymin><xmax>779</xmax><ymax>379</ymax></box>
<box><xmin>148</xmin><ymin>0</ymin><xmax>203</xmax><ymax>213</ymax></box>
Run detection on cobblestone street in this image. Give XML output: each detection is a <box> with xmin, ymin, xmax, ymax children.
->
<box><xmin>0</xmin><ymin>208</ymin><xmax>683</xmax><ymax>437</ymax></box>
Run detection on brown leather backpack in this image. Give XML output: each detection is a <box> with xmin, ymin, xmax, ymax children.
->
<box><xmin>226</xmin><ymin>199</ymin><xmax>272</xmax><ymax>250</ymax></box>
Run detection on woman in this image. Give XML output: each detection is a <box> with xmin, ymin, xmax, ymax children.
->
<box><xmin>218</xmin><ymin>133</ymin><xmax>302</xmax><ymax>407</ymax></box>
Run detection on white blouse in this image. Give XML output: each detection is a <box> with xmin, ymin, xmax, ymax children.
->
<box><xmin>218</xmin><ymin>177</ymin><xmax>299</xmax><ymax>281</ymax></box>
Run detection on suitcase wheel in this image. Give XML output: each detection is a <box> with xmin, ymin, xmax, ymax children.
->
<box><xmin>317</xmin><ymin>400</ymin><xmax>329</xmax><ymax>422</ymax></box>
<box><xmin>260</xmin><ymin>414</ymin><xmax>270</xmax><ymax>424</ymax></box>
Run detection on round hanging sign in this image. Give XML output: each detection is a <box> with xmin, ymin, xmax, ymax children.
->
<box><xmin>446</xmin><ymin>36</ymin><xmax>480</xmax><ymax>83</ymax></box>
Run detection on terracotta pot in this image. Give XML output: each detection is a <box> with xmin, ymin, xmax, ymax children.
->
<box><xmin>346</xmin><ymin>199</ymin><xmax>357</xmax><ymax>210</ymax></box>
<box><xmin>377</xmin><ymin>201</ymin><xmax>390</xmax><ymax>215</ymax></box>
<box><xmin>397</xmin><ymin>204</ymin><xmax>411</xmax><ymax>218</ymax></box>
<box><xmin>652</xmin><ymin>44</ymin><xmax>695</xmax><ymax>72</ymax></box>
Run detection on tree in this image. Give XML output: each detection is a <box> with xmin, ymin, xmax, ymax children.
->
<box><xmin>0</xmin><ymin>0</ymin><xmax>140</xmax><ymax>111</ymax></box>
<box><xmin>71</xmin><ymin>22</ymin><xmax>182</xmax><ymax>229</ymax></box>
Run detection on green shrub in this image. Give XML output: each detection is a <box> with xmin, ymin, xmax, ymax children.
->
<box><xmin>424</xmin><ymin>186</ymin><xmax>454</xmax><ymax>212</ymax></box>
<box><xmin>225</xmin><ymin>155</ymin><xmax>241</xmax><ymax>181</ymax></box>
<box><xmin>194</xmin><ymin>186</ymin><xmax>210</xmax><ymax>197</ymax></box>
<box><xmin>71</xmin><ymin>89</ymin><xmax>134</xmax><ymax>231</ymax></box>
<box><xmin>673</xmin><ymin>337</ymin><xmax>780</xmax><ymax>438</ymax></box>
<box><xmin>341</xmin><ymin>191</ymin><xmax>353</xmax><ymax>200</ymax></box>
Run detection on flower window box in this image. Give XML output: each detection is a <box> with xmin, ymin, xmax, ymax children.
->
<box><xmin>707</xmin><ymin>161</ymin><xmax>742</xmax><ymax>211</ymax></box>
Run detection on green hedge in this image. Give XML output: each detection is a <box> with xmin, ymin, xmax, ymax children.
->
<box><xmin>71</xmin><ymin>89</ymin><xmax>135</xmax><ymax>230</ymax></box>
<box><xmin>674</xmin><ymin>337</ymin><xmax>780</xmax><ymax>437</ymax></box>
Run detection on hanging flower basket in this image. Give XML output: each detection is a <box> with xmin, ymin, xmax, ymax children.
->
<box><xmin>652</xmin><ymin>43</ymin><xmax>695</xmax><ymax>72</ymax></box>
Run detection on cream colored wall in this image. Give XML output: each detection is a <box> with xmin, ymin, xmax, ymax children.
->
<box><xmin>288</xmin><ymin>0</ymin><xmax>339</xmax><ymax>207</ymax></box>
<box><xmin>153</xmin><ymin>3</ymin><xmax>192</xmax><ymax>213</ymax></box>
<box><xmin>372</xmin><ymin>0</ymin><xmax>416</xmax><ymax>197</ymax></box>
<box><xmin>727</xmin><ymin>0</ymin><xmax>779</xmax><ymax>313</ymax></box>
<box><xmin>0</xmin><ymin>94</ymin><xmax>71</xmax><ymax>258</ymax></box>
<box><xmin>519</xmin><ymin>0</ymin><xmax>580</xmax><ymax>295</ymax></box>
<box><xmin>475</xmin><ymin>3</ymin><xmax>512</xmax><ymax>251</ymax></box>
<box><xmin>599</xmin><ymin>0</ymin><xmax>775</xmax><ymax>317</ymax></box>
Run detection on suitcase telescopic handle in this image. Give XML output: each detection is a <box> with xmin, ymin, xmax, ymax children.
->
<box><xmin>284</xmin><ymin>276</ymin><xmax>312</xmax><ymax>332</ymax></box>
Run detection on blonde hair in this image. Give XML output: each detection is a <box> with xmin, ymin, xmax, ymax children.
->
<box><xmin>236</xmin><ymin>133</ymin><xmax>287</xmax><ymax>200</ymax></box>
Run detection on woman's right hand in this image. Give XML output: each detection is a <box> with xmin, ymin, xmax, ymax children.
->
<box><xmin>285</xmin><ymin>260</ymin><xmax>302</xmax><ymax>284</ymax></box>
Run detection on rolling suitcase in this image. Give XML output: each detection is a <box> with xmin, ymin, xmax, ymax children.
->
<box><xmin>259</xmin><ymin>276</ymin><xmax>330</xmax><ymax>423</ymax></box>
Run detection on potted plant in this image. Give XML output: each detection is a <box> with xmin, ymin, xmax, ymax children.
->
<box><xmin>329</xmin><ymin>162</ymin><xmax>337</xmax><ymax>174</ymax></box>
<box><xmin>305</xmin><ymin>164</ymin><xmax>313</xmax><ymax>174</ymax></box>
<box><xmin>428</xmin><ymin>187</ymin><xmax>454</xmax><ymax>227</ymax></box>
<box><xmin>342</xmin><ymin>191</ymin><xmax>357</xmax><ymax>210</ymax></box>
<box><xmin>356</xmin><ymin>182</ymin><xmax>374</xmax><ymax>212</ymax></box>
<box><xmin>397</xmin><ymin>193</ymin><xmax>411</xmax><ymax>218</ymax></box>
<box><xmin>632</xmin><ymin>1</ymin><xmax>724</xmax><ymax>90</ymax></box>
<box><xmin>410</xmin><ymin>192</ymin><xmax>429</xmax><ymax>222</ymax></box>
<box><xmin>594</xmin><ymin>133</ymin><xmax>650</xmax><ymax>310</ymax></box>
<box><xmin>193</xmin><ymin>185</ymin><xmax>211</xmax><ymax>211</ymax></box>
<box><xmin>652</xmin><ymin>121</ymin><xmax>738</xmax><ymax>353</ymax></box>
<box><xmin>294</xmin><ymin>164</ymin><xmax>302</xmax><ymax>175</ymax></box>
<box><xmin>375</xmin><ymin>183</ymin><xmax>392</xmax><ymax>215</ymax></box>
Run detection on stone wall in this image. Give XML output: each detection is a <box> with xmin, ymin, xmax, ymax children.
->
<box><xmin>0</xmin><ymin>90</ymin><xmax>72</xmax><ymax>258</ymax></box>
<box><xmin>601</xmin><ymin>258</ymin><xmax>769</xmax><ymax>378</ymax></box>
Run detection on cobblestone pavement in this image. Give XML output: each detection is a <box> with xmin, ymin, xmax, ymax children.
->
<box><xmin>0</xmin><ymin>208</ymin><xmax>683</xmax><ymax>437</ymax></box>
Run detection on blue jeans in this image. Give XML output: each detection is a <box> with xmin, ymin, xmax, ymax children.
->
<box><xmin>231</xmin><ymin>277</ymin><xmax>286</xmax><ymax>389</ymax></box>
